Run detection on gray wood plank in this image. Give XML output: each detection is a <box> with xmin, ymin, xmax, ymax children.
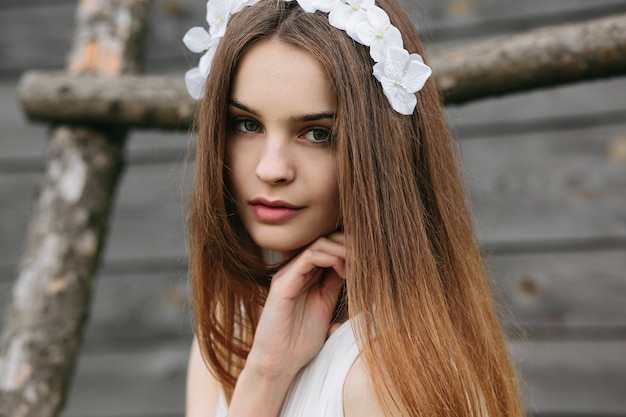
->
<box><xmin>7</xmin><ymin>247</ymin><xmax>622</xmax><ymax>341</ymax></box>
<box><xmin>2</xmin><ymin>0</ymin><xmax>626</xmax><ymax>74</ymax></box>
<box><xmin>101</xmin><ymin>159</ymin><xmax>189</xmax><ymax>263</ymax></box>
<box><xmin>0</xmin><ymin>268</ymin><xmax>192</xmax><ymax>353</ymax></box>
<box><xmin>511</xmin><ymin>340</ymin><xmax>626</xmax><ymax>415</ymax></box>
<box><xmin>0</xmin><ymin>155</ymin><xmax>187</xmax><ymax>267</ymax></box>
<box><xmin>55</xmin><ymin>338</ymin><xmax>626</xmax><ymax>417</ymax></box>
<box><xmin>462</xmin><ymin>123</ymin><xmax>626</xmax><ymax>247</ymax></box>
<box><xmin>2</xmin><ymin>249</ymin><xmax>624</xmax><ymax>351</ymax></box>
<box><xmin>61</xmin><ymin>341</ymin><xmax>189</xmax><ymax>417</ymax></box>
<box><xmin>419</xmin><ymin>0</ymin><xmax>626</xmax><ymax>50</ymax></box>
<box><xmin>81</xmin><ymin>268</ymin><xmax>192</xmax><ymax>344</ymax></box>
<box><xmin>6</xmin><ymin>250</ymin><xmax>623</xmax><ymax>342</ymax></box>
<box><xmin>2</xmin><ymin>250</ymin><xmax>624</xmax><ymax>413</ymax></box>
<box><xmin>3</xmin><ymin>260</ymin><xmax>622</xmax><ymax>415</ymax></box>
<box><xmin>489</xmin><ymin>250</ymin><xmax>626</xmax><ymax>336</ymax></box>
<box><xmin>0</xmin><ymin>162</ymin><xmax>187</xmax><ymax>269</ymax></box>
<box><xmin>0</xmin><ymin>4</ymin><xmax>76</xmax><ymax>74</ymax></box>
<box><xmin>0</xmin><ymin>1</ymin><xmax>75</xmax><ymax>9</ymax></box>
<box><xmin>0</xmin><ymin>82</ymin><xmax>48</xmax><ymax>161</ymax></box>
<box><xmin>447</xmin><ymin>77</ymin><xmax>626</xmax><ymax>130</ymax></box>
<box><xmin>412</xmin><ymin>0</ymin><xmax>626</xmax><ymax>30</ymax></box>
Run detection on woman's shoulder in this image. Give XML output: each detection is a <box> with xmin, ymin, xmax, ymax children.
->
<box><xmin>186</xmin><ymin>337</ymin><xmax>221</xmax><ymax>417</ymax></box>
<box><xmin>343</xmin><ymin>355</ymin><xmax>388</xmax><ymax>417</ymax></box>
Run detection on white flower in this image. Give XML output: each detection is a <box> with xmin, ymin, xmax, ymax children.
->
<box><xmin>297</xmin><ymin>0</ymin><xmax>335</xmax><ymax>13</ymax></box>
<box><xmin>206</xmin><ymin>0</ymin><xmax>237</xmax><ymax>38</ymax></box>
<box><xmin>329</xmin><ymin>0</ymin><xmax>374</xmax><ymax>39</ymax></box>
<box><xmin>372</xmin><ymin>47</ymin><xmax>432</xmax><ymax>115</ymax></box>
<box><xmin>356</xmin><ymin>5</ymin><xmax>402</xmax><ymax>62</ymax></box>
<box><xmin>183</xmin><ymin>26</ymin><xmax>215</xmax><ymax>53</ymax></box>
<box><xmin>182</xmin><ymin>0</ymin><xmax>429</xmax><ymax>113</ymax></box>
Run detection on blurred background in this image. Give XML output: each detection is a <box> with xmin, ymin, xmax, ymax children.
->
<box><xmin>1</xmin><ymin>0</ymin><xmax>626</xmax><ymax>416</ymax></box>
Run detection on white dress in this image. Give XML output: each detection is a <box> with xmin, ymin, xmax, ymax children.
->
<box><xmin>215</xmin><ymin>320</ymin><xmax>361</xmax><ymax>417</ymax></box>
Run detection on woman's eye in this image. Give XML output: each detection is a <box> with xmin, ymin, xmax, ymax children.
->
<box><xmin>303</xmin><ymin>128</ymin><xmax>331</xmax><ymax>144</ymax></box>
<box><xmin>235</xmin><ymin>119</ymin><xmax>260</xmax><ymax>133</ymax></box>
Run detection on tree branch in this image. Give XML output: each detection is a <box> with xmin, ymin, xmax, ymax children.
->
<box><xmin>19</xmin><ymin>72</ymin><xmax>194</xmax><ymax>130</ymax></box>
<box><xmin>432</xmin><ymin>12</ymin><xmax>626</xmax><ymax>104</ymax></box>
<box><xmin>18</xmin><ymin>13</ymin><xmax>626</xmax><ymax>131</ymax></box>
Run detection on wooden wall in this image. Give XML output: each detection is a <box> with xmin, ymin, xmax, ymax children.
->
<box><xmin>1</xmin><ymin>0</ymin><xmax>626</xmax><ymax>415</ymax></box>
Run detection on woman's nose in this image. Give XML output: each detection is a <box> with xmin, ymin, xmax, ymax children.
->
<box><xmin>255</xmin><ymin>139</ymin><xmax>295</xmax><ymax>184</ymax></box>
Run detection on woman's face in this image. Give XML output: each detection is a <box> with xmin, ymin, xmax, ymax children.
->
<box><xmin>226</xmin><ymin>38</ymin><xmax>340</xmax><ymax>255</ymax></box>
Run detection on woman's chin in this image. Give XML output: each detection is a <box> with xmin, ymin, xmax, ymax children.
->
<box><xmin>256</xmin><ymin>239</ymin><xmax>315</xmax><ymax>259</ymax></box>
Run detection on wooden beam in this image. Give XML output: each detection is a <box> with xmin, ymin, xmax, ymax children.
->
<box><xmin>18</xmin><ymin>13</ymin><xmax>626</xmax><ymax>130</ymax></box>
<box><xmin>19</xmin><ymin>73</ymin><xmax>194</xmax><ymax>130</ymax></box>
<box><xmin>432</xmin><ymin>12</ymin><xmax>626</xmax><ymax>104</ymax></box>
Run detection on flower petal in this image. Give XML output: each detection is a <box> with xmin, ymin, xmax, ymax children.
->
<box><xmin>206</xmin><ymin>0</ymin><xmax>230</xmax><ymax>23</ymax></box>
<box><xmin>183</xmin><ymin>27</ymin><xmax>213</xmax><ymax>53</ymax></box>
<box><xmin>391</xmin><ymin>88</ymin><xmax>417</xmax><ymax>115</ymax></box>
<box><xmin>228</xmin><ymin>0</ymin><xmax>244</xmax><ymax>13</ymax></box>
<box><xmin>372</xmin><ymin>60</ymin><xmax>385</xmax><ymax>81</ymax></box>
<box><xmin>344</xmin><ymin>8</ymin><xmax>368</xmax><ymax>40</ymax></box>
<box><xmin>232</xmin><ymin>0</ymin><xmax>260</xmax><ymax>13</ymax></box>
<box><xmin>185</xmin><ymin>67</ymin><xmax>206</xmax><ymax>100</ymax></box>
<box><xmin>209</xmin><ymin>16</ymin><xmax>230</xmax><ymax>38</ymax></box>
<box><xmin>357</xmin><ymin>0</ymin><xmax>376</xmax><ymax>10</ymax></box>
<box><xmin>298</xmin><ymin>0</ymin><xmax>334</xmax><ymax>13</ymax></box>
<box><xmin>328</xmin><ymin>2</ymin><xmax>353</xmax><ymax>30</ymax></box>
<box><xmin>365</xmin><ymin>5</ymin><xmax>389</xmax><ymax>29</ymax></box>
<box><xmin>401</xmin><ymin>57</ymin><xmax>432</xmax><ymax>93</ymax></box>
<box><xmin>198</xmin><ymin>47</ymin><xmax>216</xmax><ymax>75</ymax></box>
<box><xmin>380</xmin><ymin>79</ymin><xmax>416</xmax><ymax>115</ymax></box>
<box><xmin>206</xmin><ymin>0</ymin><xmax>232</xmax><ymax>37</ymax></box>
<box><xmin>408</xmin><ymin>53</ymin><xmax>425</xmax><ymax>65</ymax></box>
<box><xmin>355</xmin><ymin>18</ymin><xmax>376</xmax><ymax>45</ymax></box>
<box><xmin>383</xmin><ymin>46</ymin><xmax>409</xmax><ymax>80</ymax></box>
<box><xmin>384</xmin><ymin>26</ymin><xmax>403</xmax><ymax>49</ymax></box>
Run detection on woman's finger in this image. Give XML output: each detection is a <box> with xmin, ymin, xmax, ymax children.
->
<box><xmin>273</xmin><ymin>237</ymin><xmax>345</xmax><ymax>280</ymax></box>
<box><xmin>306</xmin><ymin>235</ymin><xmax>345</xmax><ymax>259</ymax></box>
<box><xmin>326</xmin><ymin>231</ymin><xmax>345</xmax><ymax>245</ymax></box>
<box><xmin>272</xmin><ymin>249</ymin><xmax>343</xmax><ymax>295</ymax></box>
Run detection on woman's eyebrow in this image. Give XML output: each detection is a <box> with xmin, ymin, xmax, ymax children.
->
<box><xmin>228</xmin><ymin>99</ymin><xmax>335</xmax><ymax>122</ymax></box>
<box><xmin>296</xmin><ymin>112</ymin><xmax>336</xmax><ymax>122</ymax></box>
<box><xmin>228</xmin><ymin>99</ymin><xmax>258</xmax><ymax>115</ymax></box>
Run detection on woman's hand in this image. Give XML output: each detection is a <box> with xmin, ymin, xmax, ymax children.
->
<box><xmin>225</xmin><ymin>232</ymin><xmax>345</xmax><ymax>417</ymax></box>
<box><xmin>246</xmin><ymin>232</ymin><xmax>346</xmax><ymax>380</ymax></box>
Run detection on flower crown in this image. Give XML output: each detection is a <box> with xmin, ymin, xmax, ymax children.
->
<box><xmin>183</xmin><ymin>0</ymin><xmax>432</xmax><ymax>115</ymax></box>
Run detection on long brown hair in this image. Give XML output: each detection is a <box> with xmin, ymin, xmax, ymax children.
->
<box><xmin>189</xmin><ymin>0</ymin><xmax>524</xmax><ymax>415</ymax></box>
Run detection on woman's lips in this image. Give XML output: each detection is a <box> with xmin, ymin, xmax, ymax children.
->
<box><xmin>250</xmin><ymin>199</ymin><xmax>302</xmax><ymax>222</ymax></box>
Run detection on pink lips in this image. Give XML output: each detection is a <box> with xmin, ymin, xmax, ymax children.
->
<box><xmin>250</xmin><ymin>198</ymin><xmax>302</xmax><ymax>222</ymax></box>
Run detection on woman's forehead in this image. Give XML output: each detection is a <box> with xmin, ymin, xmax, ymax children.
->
<box><xmin>229</xmin><ymin>39</ymin><xmax>335</xmax><ymax>118</ymax></box>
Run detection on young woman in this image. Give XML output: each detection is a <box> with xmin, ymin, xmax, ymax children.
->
<box><xmin>185</xmin><ymin>0</ymin><xmax>524</xmax><ymax>416</ymax></box>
